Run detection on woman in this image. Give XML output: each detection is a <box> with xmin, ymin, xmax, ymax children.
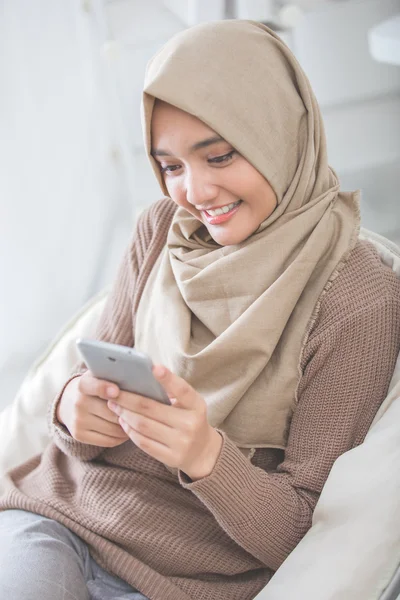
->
<box><xmin>1</xmin><ymin>19</ymin><xmax>400</xmax><ymax>600</ymax></box>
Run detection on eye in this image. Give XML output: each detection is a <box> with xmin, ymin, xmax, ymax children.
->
<box><xmin>159</xmin><ymin>164</ymin><xmax>181</xmax><ymax>175</ymax></box>
<box><xmin>208</xmin><ymin>150</ymin><xmax>236</xmax><ymax>165</ymax></box>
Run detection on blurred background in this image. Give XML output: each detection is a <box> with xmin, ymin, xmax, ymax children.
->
<box><xmin>1</xmin><ymin>0</ymin><xmax>399</xmax><ymax>409</ymax></box>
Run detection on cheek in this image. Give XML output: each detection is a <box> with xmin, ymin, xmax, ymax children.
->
<box><xmin>165</xmin><ymin>179</ymin><xmax>199</xmax><ymax>215</ymax></box>
<box><xmin>225</xmin><ymin>163</ymin><xmax>260</xmax><ymax>200</ymax></box>
<box><xmin>165</xmin><ymin>179</ymin><xmax>185</xmax><ymax>205</ymax></box>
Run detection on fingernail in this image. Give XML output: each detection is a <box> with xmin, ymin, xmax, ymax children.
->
<box><xmin>107</xmin><ymin>387</ymin><xmax>118</xmax><ymax>398</ymax></box>
<box><xmin>108</xmin><ymin>400</ymin><xmax>118</xmax><ymax>412</ymax></box>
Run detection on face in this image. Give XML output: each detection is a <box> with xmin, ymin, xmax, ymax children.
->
<box><xmin>151</xmin><ymin>101</ymin><xmax>277</xmax><ymax>246</ymax></box>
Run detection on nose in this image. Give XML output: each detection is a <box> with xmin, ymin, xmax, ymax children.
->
<box><xmin>185</xmin><ymin>167</ymin><xmax>219</xmax><ymax>209</ymax></box>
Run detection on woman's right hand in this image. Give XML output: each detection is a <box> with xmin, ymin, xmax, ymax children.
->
<box><xmin>56</xmin><ymin>372</ymin><xmax>130</xmax><ymax>447</ymax></box>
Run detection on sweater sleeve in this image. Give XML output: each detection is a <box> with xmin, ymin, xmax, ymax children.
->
<box><xmin>178</xmin><ymin>293</ymin><xmax>400</xmax><ymax>572</ymax></box>
<box><xmin>51</xmin><ymin>201</ymin><xmax>169</xmax><ymax>460</ymax></box>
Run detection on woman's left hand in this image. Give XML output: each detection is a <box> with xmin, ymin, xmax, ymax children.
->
<box><xmin>107</xmin><ymin>365</ymin><xmax>222</xmax><ymax>480</ymax></box>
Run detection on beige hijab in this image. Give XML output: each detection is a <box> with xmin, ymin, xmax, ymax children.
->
<box><xmin>136</xmin><ymin>20</ymin><xmax>360</xmax><ymax>450</ymax></box>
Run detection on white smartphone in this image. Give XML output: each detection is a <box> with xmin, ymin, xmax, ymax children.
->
<box><xmin>76</xmin><ymin>338</ymin><xmax>170</xmax><ymax>405</ymax></box>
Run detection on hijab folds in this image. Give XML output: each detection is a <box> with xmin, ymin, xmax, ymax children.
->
<box><xmin>135</xmin><ymin>20</ymin><xmax>360</xmax><ymax>452</ymax></box>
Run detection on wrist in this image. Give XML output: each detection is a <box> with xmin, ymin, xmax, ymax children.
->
<box><xmin>183</xmin><ymin>429</ymin><xmax>223</xmax><ymax>481</ymax></box>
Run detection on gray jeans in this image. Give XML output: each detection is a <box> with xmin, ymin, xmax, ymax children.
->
<box><xmin>0</xmin><ymin>509</ymin><xmax>149</xmax><ymax>600</ymax></box>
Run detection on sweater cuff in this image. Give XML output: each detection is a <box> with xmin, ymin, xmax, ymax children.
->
<box><xmin>178</xmin><ymin>431</ymin><xmax>263</xmax><ymax>523</ymax></box>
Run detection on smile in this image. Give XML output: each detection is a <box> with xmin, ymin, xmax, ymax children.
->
<box><xmin>202</xmin><ymin>200</ymin><xmax>242</xmax><ymax>224</ymax></box>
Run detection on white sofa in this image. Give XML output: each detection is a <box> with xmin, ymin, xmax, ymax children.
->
<box><xmin>1</xmin><ymin>229</ymin><xmax>399</xmax><ymax>600</ymax></box>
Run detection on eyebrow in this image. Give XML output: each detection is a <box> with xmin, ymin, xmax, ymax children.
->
<box><xmin>151</xmin><ymin>135</ymin><xmax>225</xmax><ymax>157</ymax></box>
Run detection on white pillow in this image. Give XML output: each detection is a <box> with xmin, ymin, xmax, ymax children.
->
<box><xmin>0</xmin><ymin>289</ymin><xmax>108</xmax><ymax>491</ymax></box>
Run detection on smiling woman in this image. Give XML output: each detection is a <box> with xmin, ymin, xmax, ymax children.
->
<box><xmin>151</xmin><ymin>100</ymin><xmax>277</xmax><ymax>245</ymax></box>
<box><xmin>1</xmin><ymin>18</ymin><xmax>400</xmax><ymax>600</ymax></box>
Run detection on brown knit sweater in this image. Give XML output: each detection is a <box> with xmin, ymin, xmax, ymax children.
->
<box><xmin>2</xmin><ymin>198</ymin><xmax>400</xmax><ymax>600</ymax></box>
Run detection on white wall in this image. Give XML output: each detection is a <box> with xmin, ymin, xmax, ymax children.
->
<box><xmin>104</xmin><ymin>0</ymin><xmax>186</xmax><ymax>218</ymax></box>
<box><xmin>292</xmin><ymin>0</ymin><xmax>400</xmax><ymax>244</ymax></box>
<box><xmin>0</xmin><ymin>0</ymin><xmax>137</xmax><ymax>407</ymax></box>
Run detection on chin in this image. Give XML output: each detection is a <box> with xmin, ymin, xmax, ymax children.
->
<box><xmin>208</xmin><ymin>228</ymin><xmax>251</xmax><ymax>247</ymax></box>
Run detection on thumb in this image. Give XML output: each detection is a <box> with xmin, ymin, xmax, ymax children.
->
<box><xmin>152</xmin><ymin>365</ymin><xmax>196</xmax><ymax>408</ymax></box>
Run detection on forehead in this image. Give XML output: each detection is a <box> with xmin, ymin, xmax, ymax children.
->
<box><xmin>151</xmin><ymin>100</ymin><xmax>218</xmax><ymax>147</ymax></box>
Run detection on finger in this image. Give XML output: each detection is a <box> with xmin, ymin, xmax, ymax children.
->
<box><xmin>152</xmin><ymin>365</ymin><xmax>197</xmax><ymax>408</ymax></box>
<box><xmin>109</xmin><ymin>399</ymin><xmax>188</xmax><ymax>431</ymax></box>
<box><xmin>89</xmin><ymin>414</ymin><xmax>130</xmax><ymax>439</ymax></box>
<box><xmin>79</xmin><ymin>372</ymin><xmax>120</xmax><ymax>401</ymax></box>
<box><xmin>81</xmin><ymin>430</ymin><xmax>129</xmax><ymax>448</ymax></box>
<box><xmin>115</xmin><ymin>408</ymin><xmax>175</xmax><ymax>446</ymax></box>
<box><xmin>119</xmin><ymin>418</ymin><xmax>174</xmax><ymax>463</ymax></box>
<box><xmin>108</xmin><ymin>393</ymin><xmax>182</xmax><ymax>428</ymax></box>
<box><xmin>88</xmin><ymin>396</ymin><xmax>121</xmax><ymax>424</ymax></box>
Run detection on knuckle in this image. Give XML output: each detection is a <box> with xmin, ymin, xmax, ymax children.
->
<box><xmin>96</xmin><ymin>383</ymin><xmax>107</xmax><ymax>400</ymax></box>
<box><xmin>137</xmin><ymin>398</ymin><xmax>150</xmax><ymax>412</ymax></box>
<box><xmin>178</xmin><ymin>380</ymin><xmax>191</xmax><ymax>396</ymax></box>
<box><xmin>184</xmin><ymin>416</ymin><xmax>197</xmax><ymax>434</ymax></box>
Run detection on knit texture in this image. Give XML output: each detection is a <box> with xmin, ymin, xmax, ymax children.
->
<box><xmin>1</xmin><ymin>198</ymin><xmax>400</xmax><ymax>600</ymax></box>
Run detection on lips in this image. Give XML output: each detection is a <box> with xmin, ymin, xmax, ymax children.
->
<box><xmin>202</xmin><ymin>200</ymin><xmax>242</xmax><ymax>225</ymax></box>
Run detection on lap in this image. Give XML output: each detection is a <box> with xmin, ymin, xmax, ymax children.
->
<box><xmin>0</xmin><ymin>509</ymin><xmax>148</xmax><ymax>600</ymax></box>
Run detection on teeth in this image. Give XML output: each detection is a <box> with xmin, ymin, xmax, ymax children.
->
<box><xmin>206</xmin><ymin>201</ymin><xmax>240</xmax><ymax>217</ymax></box>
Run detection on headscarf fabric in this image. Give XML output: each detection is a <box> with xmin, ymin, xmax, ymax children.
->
<box><xmin>135</xmin><ymin>20</ymin><xmax>360</xmax><ymax>450</ymax></box>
